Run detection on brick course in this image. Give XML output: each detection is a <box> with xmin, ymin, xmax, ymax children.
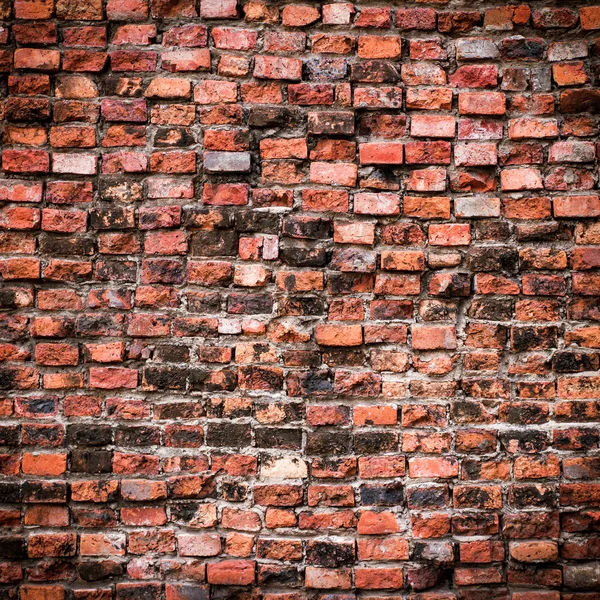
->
<box><xmin>1</xmin><ymin>0</ymin><xmax>600</xmax><ymax>597</ymax></box>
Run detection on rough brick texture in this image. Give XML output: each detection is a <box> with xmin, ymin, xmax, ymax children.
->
<box><xmin>2</xmin><ymin>0</ymin><xmax>600</xmax><ymax>598</ymax></box>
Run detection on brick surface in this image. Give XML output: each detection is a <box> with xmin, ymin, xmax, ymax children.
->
<box><xmin>1</xmin><ymin>0</ymin><xmax>600</xmax><ymax>596</ymax></box>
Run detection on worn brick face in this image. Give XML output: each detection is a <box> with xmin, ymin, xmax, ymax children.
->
<box><xmin>1</xmin><ymin>0</ymin><xmax>600</xmax><ymax>596</ymax></box>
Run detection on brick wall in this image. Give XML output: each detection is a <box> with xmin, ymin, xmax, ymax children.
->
<box><xmin>2</xmin><ymin>0</ymin><xmax>600</xmax><ymax>597</ymax></box>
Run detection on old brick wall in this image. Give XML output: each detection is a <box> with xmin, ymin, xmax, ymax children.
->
<box><xmin>2</xmin><ymin>0</ymin><xmax>600</xmax><ymax>597</ymax></box>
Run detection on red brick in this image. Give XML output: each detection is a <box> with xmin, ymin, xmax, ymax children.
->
<box><xmin>206</xmin><ymin>560</ymin><xmax>255</xmax><ymax>585</ymax></box>
<box><xmin>381</xmin><ymin>250</ymin><xmax>425</xmax><ymax>271</ymax></box>
<box><xmin>411</xmin><ymin>115</ymin><xmax>456</xmax><ymax>138</ymax></box>
<box><xmin>454</xmin><ymin>143</ymin><xmax>497</xmax><ymax>166</ymax></box>
<box><xmin>406</xmin><ymin>87</ymin><xmax>453</xmax><ymax>111</ymax></box>
<box><xmin>509</xmin><ymin>117</ymin><xmax>559</xmax><ymax>139</ymax></box>
<box><xmin>352</xmin><ymin>6</ymin><xmax>388</xmax><ymax>28</ymax></box>
<box><xmin>412</xmin><ymin>326</ymin><xmax>458</xmax><ymax>350</ymax></box>
<box><xmin>355</xmin><ymin>567</ymin><xmax>403</xmax><ymax>589</ymax></box>
<box><xmin>309</xmin><ymin>162</ymin><xmax>357</xmax><ymax>187</ymax></box>
<box><xmin>354</xmin><ymin>192</ymin><xmax>400</xmax><ymax>216</ymax></box>
<box><xmin>281</xmin><ymin>5</ymin><xmax>320</xmax><ymax>26</ymax></box>
<box><xmin>22</xmin><ymin>453</ymin><xmax>67</xmax><ymax>476</ymax></box>
<box><xmin>315</xmin><ymin>324</ymin><xmax>362</xmax><ymax>346</ymax></box>
<box><xmin>510</xmin><ymin>541</ymin><xmax>559</xmax><ymax>563</ymax></box>
<box><xmin>254</xmin><ymin>56</ymin><xmax>303</xmax><ymax>81</ymax></box>
<box><xmin>305</xmin><ymin>567</ymin><xmax>351</xmax><ymax>589</ymax></box>
<box><xmin>20</xmin><ymin>587</ymin><xmax>65</xmax><ymax>600</ymax></box>
<box><xmin>358</xmin><ymin>35</ymin><xmax>401</xmax><ymax>59</ymax></box>
<box><xmin>359</xmin><ymin>142</ymin><xmax>403</xmax><ymax>165</ymax></box>
<box><xmin>429</xmin><ymin>224</ymin><xmax>471</xmax><ymax>246</ymax></box>
<box><xmin>409</xmin><ymin>457</ymin><xmax>459</xmax><ymax>478</ymax></box>
<box><xmin>404</xmin><ymin>196</ymin><xmax>451</xmax><ymax>219</ymax></box>
<box><xmin>459</xmin><ymin>92</ymin><xmax>506</xmax><ymax>115</ymax></box>
<box><xmin>405</xmin><ymin>141</ymin><xmax>452</xmax><ymax>165</ymax></box>
<box><xmin>581</xmin><ymin>6</ymin><xmax>600</xmax><ymax>30</ymax></box>
<box><xmin>555</xmin><ymin>195</ymin><xmax>600</xmax><ymax>217</ymax></box>
<box><xmin>14</xmin><ymin>49</ymin><xmax>60</xmax><ymax>71</ymax></box>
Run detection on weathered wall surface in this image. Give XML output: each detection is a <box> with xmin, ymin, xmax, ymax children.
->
<box><xmin>2</xmin><ymin>0</ymin><xmax>600</xmax><ymax>597</ymax></box>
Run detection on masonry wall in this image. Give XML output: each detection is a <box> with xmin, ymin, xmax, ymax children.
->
<box><xmin>2</xmin><ymin>0</ymin><xmax>600</xmax><ymax>597</ymax></box>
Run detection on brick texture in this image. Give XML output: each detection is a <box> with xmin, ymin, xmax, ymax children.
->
<box><xmin>2</xmin><ymin>0</ymin><xmax>600</xmax><ymax>597</ymax></box>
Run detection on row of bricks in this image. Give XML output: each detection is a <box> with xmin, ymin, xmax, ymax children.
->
<box><xmin>1</xmin><ymin>429</ymin><xmax>600</xmax><ymax>460</ymax></box>
<box><xmin>3</xmin><ymin>93</ymin><xmax>600</xmax><ymax>120</ymax></box>
<box><xmin>0</xmin><ymin>246</ymin><xmax>599</xmax><ymax>277</ymax></box>
<box><xmin>0</xmin><ymin>532</ymin><xmax>580</xmax><ymax>566</ymax></box>
<box><xmin>0</xmin><ymin>476</ymin><xmax>599</xmax><ymax>508</ymax></box>
<box><xmin>4</xmin><ymin>194</ymin><xmax>600</xmax><ymax>221</ymax></box>
<box><xmin>0</xmin><ymin>442</ymin><xmax>600</xmax><ymax>476</ymax></box>
<box><xmin>1</xmin><ymin>294</ymin><xmax>595</xmax><ymax>322</ymax></box>
<box><xmin>1</xmin><ymin>393</ymin><xmax>600</xmax><ymax>421</ymax></box>
<box><xmin>3</xmin><ymin>300</ymin><xmax>598</xmax><ymax>326</ymax></box>
<box><xmin>2</xmin><ymin>31</ymin><xmax>600</xmax><ymax>65</ymax></box>
<box><xmin>1</xmin><ymin>171</ymin><xmax>599</xmax><ymax>205</ymax></box>
<box><xmin>3</xmin><ymin>219</ymin><xmax>600</xmax><ymax>253</ymax></box>
<box><xmin>0</xmin><ymin>567</ymin><xmax>591</xmax><ymax>593</ymax></box>
<box><xmin>0</xmin><ymin>532</ymin><xmax>585</xmax><ymax>564</ymax></box>
<box><xmin>0</xmin><ymin>583</ymin><xmax>597</xmax><ymax>600</ymax></box>
<box><xmin>0</xmin><ymin>502</ymin><xmax>587</xmax><ymax>532</ymax></box>
<box><xmin>0</xmin><ymin>505</ymin><xmax>595</xmax><ymax>539</ymax></box>
<box><xmin>3</xmin><ymin>117</ymin><xmax>600</xmax><ymax>150</ymax></box>
<box><xmin>2</xmin><ymin>155</ymin><xmax>600</xmax><ymax>191</ymax></box>
<box><xmin>3</xmin><ymin>112</ymin><xmax>600</xmax><ymax>144</ymax></box>
<box><xmin>7</xmin><ymin>1</ymin><xmax>600</xmax><ymax>30</ymax></box>
<box><xmin>1</xmin><ymin>416</ymin><xmax>600</xmax><ymax>448</ymax></box>
<box><xmin>0</xmin><ymin>139</ymin><xmax>599</xmax><ymax>177</ymax></box>
<box><xmin>1</xmin><ymin>254</ymin><xmax>600</xmax><ymax>282</ymax></box>
<box><xmin>3</xmin><ymin>49</ymin><xmax>600</xmax><ymax>83</ymax></box>
<box><xmin>3</xmin><ymin>364</ymin><xmax>600</xmax><ymax>392</ymax></box>
<box><xmin>11</xmin><ymin>330</ymin><xmax>600</xmax><ymax>360</ymax></box>
<box><xmin>3</xmin><ymin>319</ymin><xmax>600</xmax><ymax>349</ymax></box>
<box><xmin>2</xmin><ymin>449</ymin><xmax>600</xmax><ymax>478</ymax></box>
<box><xmin>2</xmin><ymin>139</ymin><xmax>600</xmax><ymax>168</ymax></box>
<box><xmin>2</xmin><ymin>264</ymin><xmax>600</xmax><ymax>296</ymax></box>
<box><xmin>4</xmin><ymin>87</ymin><xmax>600</xmax><ymax>119</ymax></box>
<box><xmin>4</xmin><ymin>394</ymin><xmax>600</xmax><ymax>421</ymax></box>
